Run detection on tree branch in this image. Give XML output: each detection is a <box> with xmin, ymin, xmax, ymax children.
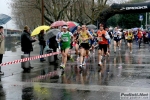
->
<box><xmin>57</xmin><ymin>1</ymin><xmax>71</xmax><ymax>20</ymax></box>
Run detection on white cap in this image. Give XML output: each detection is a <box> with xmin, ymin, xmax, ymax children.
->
<box><xmin>62</xmin><ymin>25</ymin><xmax>68</xmax><ymax>29</ymax></box>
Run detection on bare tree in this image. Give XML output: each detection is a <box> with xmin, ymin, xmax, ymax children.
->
<box><xmin>11</xmin><ymin>0</ymin><xmax>127</xmax><ymax>29</ymax></box>
<box><xmin>11</xmin><ymin>0</ymin><xmax>41</xmax><ymax>30</ymax></box>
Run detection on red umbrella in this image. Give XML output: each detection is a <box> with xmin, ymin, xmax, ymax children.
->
<box><xmin>51</xmin><ymin>21</ymin><xmax>67</xmax><ymax>27</ymax></box>
<box><xmin>67</xmin><ymin>21</ymin><xmax>79</xmax><ymax>28</ymax></box>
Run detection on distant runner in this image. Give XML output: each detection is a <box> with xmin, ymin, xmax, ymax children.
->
<box><xmin>127</xmin><ymin>29</ymin><xmax>134</xmax><ymax>53</ymax></box>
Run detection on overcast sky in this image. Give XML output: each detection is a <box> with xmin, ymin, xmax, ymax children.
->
<box><xmin>0</xmin><ymin>0</ymin><xmax>17</xmax><ymax>29</ymax></box>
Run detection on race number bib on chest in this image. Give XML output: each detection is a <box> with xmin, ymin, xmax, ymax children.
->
<box><xmin>98</xmin><ymin>37</ymin><xmax>103</xmax><ymax>41</ymax></box>
<box><xmin>62</xmin><ymin>37</ymin><xmax>68</xmax><ymax>42</ymax></box>
<box><xmin>128</xmin><ymin>36</ymin><xmax>131</xmax><ymax>38</ymax></box>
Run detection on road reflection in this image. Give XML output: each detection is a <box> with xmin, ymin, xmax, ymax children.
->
<box><xmin>0</xmin><ymin>76</ymin><xmax>5</xmax><ymax>100</ymax></box>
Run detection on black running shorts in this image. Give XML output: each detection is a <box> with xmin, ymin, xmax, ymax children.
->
<box><xmin>98</xmin><ymin>44</ymin><xmax>108</xmax><ymax>54</ymax></box>
<box><xmin>80</xmin><ymin>43</ymin><xmax>90</xmax><ymax>50</ymax></box>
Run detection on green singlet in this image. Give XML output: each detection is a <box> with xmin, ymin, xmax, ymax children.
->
<box><xmin>61</xmin><ymin>32</ymin><xmax>71</xmax><ymax>50</ymax></box>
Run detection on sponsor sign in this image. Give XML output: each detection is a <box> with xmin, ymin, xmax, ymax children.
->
<box><xmin>120</xmin><ymin>6</ymin><xmax>148</xmax><ymax>10</ymax></box>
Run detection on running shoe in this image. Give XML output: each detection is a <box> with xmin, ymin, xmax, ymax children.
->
<box><xmin>82</xmin><ymin>61</ymin><xmax>86</xmax><ymax>66</ymax></box>
<box><xmin>60</xmin><ymin>64</ymin><xmax>65</xmax><ymax>69</ymax></box>
<box><xmin>79</xmin><ymin>64</ymin><xmax>83</xmax><ymax>70</ymax></box>
<box><xmin>70</xmin><ymin>55</ymin><xmax>74</xmax><ymax>62</ymax></box>
<box><xmin>98</xmin><ymin>62</ymin><xmax>102</xmax><ymax>66</ymax></box>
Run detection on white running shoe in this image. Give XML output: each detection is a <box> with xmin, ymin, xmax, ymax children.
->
<box><xmin>82</xmin><ymin>61</ymin><xmax>86</xmax><ymax>66</ymax></box>
<box><xmin>79</xmin><ymin>64</ymin><xmax>83</xmax><ymax>70</ymax></box>
<box><xmin>98</xmin><ymin>62</ymin><xmax>102</xmax><ymax>66</ymax></box>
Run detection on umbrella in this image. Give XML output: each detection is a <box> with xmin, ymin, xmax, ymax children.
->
<box><xmin>0</xmin><ymin>14</ymin><xmax>11</xmax><ymax>25</ymax></box>
<box><xmin>46</xmin><ymin>29</ymin><xmax>60</xmax><ymax>40</ymax></box>
<box><xmin>31</xmin><ymin>25</ymin><xmax>50</xmax><ymax>36</ymax></box>
<box><xmin>87</xmin><ymin>24</ymin><xmax>97</xmax><ymax>30</ymax></box>
<box><xmin>51</xmin><ymin>21</ymin><xmax>67</xmax><ymax>27</ymax></box>
<box><xmin>69</xmin><ymin>26</ymin><xmax>77</xmax><ymax>33</ymax></box>
<box><xmin>132</xmin><ymin>28</ymin><xmax>138</xmax><ymax>31</ymax></box>
<box><xmin>67</xmin><ymin>21</ymin><xmax>79</xmax><ymax>28</ymax></box>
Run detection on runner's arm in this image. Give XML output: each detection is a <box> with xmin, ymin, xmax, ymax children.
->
<box><xmin>69</xmin><ymin>32</ymin><xmax>74</xmax><ymax>42</ymax></box>
<box><xmin>132</xmin><ymin>33</ymin><xmax>134</xmax><ymax>39</ymax></box>
<box><xmin>87</xmin><ymin>31</ymin><xmax>93</xmax><ymax>40</ymax></box>
<box><xmin>105</xmin><ymin>32</ymin><xmax>110</xmax><ymax>40</ymax></box>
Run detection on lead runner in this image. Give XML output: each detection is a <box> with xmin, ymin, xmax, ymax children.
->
<box><xmin>58</xmin><ymin>25</ymin><xmax>74</xmax><ymax>70</ymax></box>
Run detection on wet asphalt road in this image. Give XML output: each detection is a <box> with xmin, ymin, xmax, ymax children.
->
<box><xmin>0</xmin><ymin>37</ymin><xmax>150</xmax><ymax>100</ymax></box>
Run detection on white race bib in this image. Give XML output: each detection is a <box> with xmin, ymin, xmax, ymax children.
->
<box><xmin>62</xmin><ymin>37</ymin><xmax>68</xmax><ymax>42</ymax></box>
<box><xmin>98</xmin><ymin>37</ymin><xmax>103</xmax><ymax>41</ymax></box>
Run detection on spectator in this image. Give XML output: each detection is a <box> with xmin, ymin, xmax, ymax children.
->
<box><xmin>21</xmin><ymin>25</ymin><xmax>36</xmax><ymax>69</ymax></box>
<box><xmin>145</xmin><ymin>31</ymin><xmax>149</xmax><ymax>44</ymax></box>
<box><xmin>0</xmin><ymin>26</ymin><xmax>5</xmax><ymax>75</ymax></box>
<box><xmin>49</xmin><ymin>36</ymin><xmax>58</xmax><ymax>63</ymax></box>
<box><xmin>148</xmin><ymin>31</ymin><xmax>150</xmax><ymax>44</ymax></box>
<box><xmin>38</xmin><ymin>30</ymin><xmax>46</xmax><ymax>62</ymax></box>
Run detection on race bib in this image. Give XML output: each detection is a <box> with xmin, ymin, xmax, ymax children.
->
<box><xmin>128</xmin><ymin>36</ymin><xmax>131</xmax><ymax>38</ymax></box>
<box><xmin>98</xmin><ymin>37</ymin><xmax>103</xmax><ymax>41</ymax></box>
<box><xmin>114</xmin><ymin>32</ymin><xmax>117</xmax><ymax>37</ymax></box>
<box><xmin>62</xmin><ymin>37</ymin><xmax>68</xmax><ymax>42</ymax></box>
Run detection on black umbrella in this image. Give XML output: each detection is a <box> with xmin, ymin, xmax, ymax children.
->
<box><xmin>46</xmin><ymin>29</ymin><xmax>60</xmax><ymax>40</ymax></box>
<box><xmin>0</xmin><ymin>14</ymin><xmax>11</xmax><ymax>25</ymax></box>
<box><xmin>87</xmin><ymin>24</ymin><xmax>97</xmax><ymax>30</ymax></box>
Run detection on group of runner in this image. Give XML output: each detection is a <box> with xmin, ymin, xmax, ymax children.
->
<box><xmin>57</xmin><ymin>24</ymin><xmax>143</xmax><ymax>71</ymax></box>
<box><xmin>124</xmin><ymin>28</ymin><xmax>150</xmax><ymax>52</ymax></box>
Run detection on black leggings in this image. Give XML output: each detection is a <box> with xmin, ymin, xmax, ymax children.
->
<box><xmin>0</xmin><ymin>54</ymin><xmax>3</xmax><ymax>71</ymax></box>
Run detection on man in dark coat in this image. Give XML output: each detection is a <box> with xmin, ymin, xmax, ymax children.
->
<box><xmin>49</xmin><ymin>36</ymin><xmax>58</xmax><ymax>62</ymax></box>
<box><xmin>21</xmin><ymin>26</ymin><xmax>36</xmax><ymax>69</ymax></box>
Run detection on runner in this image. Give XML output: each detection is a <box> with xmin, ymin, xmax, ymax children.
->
<box><xmin>97</xmin><ymin>24</ymin><xmax>109</xmax><ymax>66</ymax></box>
<box><xmin>119</xmin><ymin>29</ymin><xmax>123</xmax><ymax>49</ymax></box>
<box><xmin>89</xmin><ymin>29</ymin><xmax>97</xmax><ymax>54</ymax></box>
<box><xmin>67</xmin><ymin>29</ymin><xmax>74</xmax><ymax>62</ymax></box>
<box><xmin>74</xmin><ymin>26</ymin><xmax>81</xmax><ymax>55</ymax></box>
<box><xmin>79</xmin><ymin>25</ymin><xmax>93</xmax><ymax>69</ymax></box>
<box><xmin>137</xmin><ymin>28</ymin><xmax>143</xmax><ymax>49</ymax></box>
<box><xmin>113</xmin><ymin>27</ymin><xmax>122</xmax><ymax>53</ymax></box>
<box><xmin>125</xmin><ymin>30</ymin><xmax>129</xmax><ymax>44</ymax></box>
<box><xmin>58</xmin><ymin>25</ymin><xmax>74</xmax><ymax>69</ymax></box>
<box><xmin>127</xmin><ymin>29</ymin><xmax>134</xmax><ymax>53</ymax></box>
<box><xmin>105</xmin><ymin>27</ymin><xmax>111</xmax><ymax>53</ymax></box>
